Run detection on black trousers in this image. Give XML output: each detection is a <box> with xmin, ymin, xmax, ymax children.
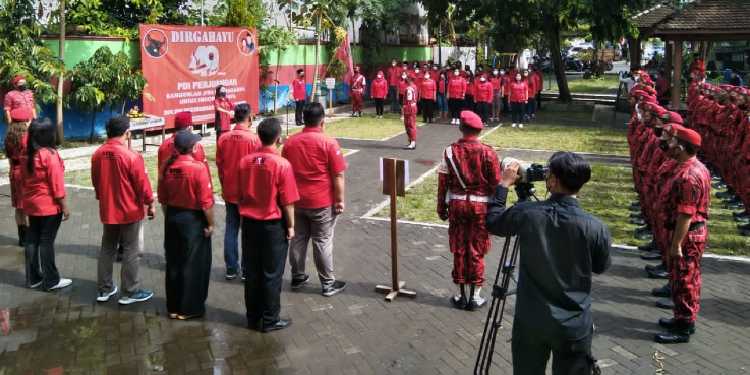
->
<box><xmin>448</xmin><ymin>98</ymin><xmax>464</xmax><ymax>119</ymax></box>
<box><xmin>242</xmin><ymin>218</ymin><xmax>288</xmax><ymax>327</ymax></box>
<box><xmin>421</xmin><ymin>99</ymin><xmax>435</xmax><ymax>122</ymax></box>
<box><xmin>512</xmin><ymin>327</ymin><xmax>595</xmax><ymax>375</ymax></box>
<box><xmin>295</xmin><ymin>100</ymin><xmax>305</xmax><ymax>125</ymax></box>
<box><xmin>374</xmin><ymin>98</ymin><xmax>384</xmax><ymax>116</ymax></box>
<box><xmin>503</xmin><ymin>96</ymin><xmax>510</xmax><ymax>113</ymax></box>
<box><xmin>164</xmin><ymin>207</ymin><xmax>212</xmax><ymax>316</ymax></box>
<box><xmin>25</xmin><ymin>214</ymin><xmax>62</xmax><ymax>290</ymax></box>
<box><xmin>511</xmin><ymin>102</ymin><xmax>525</xmax><ymax>124</ymax></box>
<box><xmin>476</xmin><ymin>102</ymin><xmax>491</xmax><ymax>123</ymax></box>
<box><xmin>465</xmin><ymin>95</ymin><xmax>475</xmax><ymax>111</ymax></box>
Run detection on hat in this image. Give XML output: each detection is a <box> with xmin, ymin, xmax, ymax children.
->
<box><xmin>11</xmin><ymin>75</ymin><xmax>25</xmax><ymax>86</ymax></box>
<box><xmin>460</xmin><ymin>110</ymin><xmax>483</xmax><ymax>130</ymax></box>
<box><xmin>661</xmin><ymin>111</ymin><xmax>684</xmax><ymax>125</ymax></box>
<box><xmin>9</xmin><ymin>107</ymin><xmax>32</xmax><ymax>122</ymax></box>
<box><xmin>650</xmin><ymin>105</ymin><xmax>669</xmax><ymax>117</ymax></box>
<box><xmin>671</xmin><ymin>124</ymin><xmax>701</xmax><ymax>147</ymax></box>
<box><xmin>174</xmin><ymin>129</ymin><xmax>201</xmax><ymax>151</ymax></box>
<box><xmin>174</xmin><ymin>111</ymin><xmax>193</xmax><ymax>130</ymax></box>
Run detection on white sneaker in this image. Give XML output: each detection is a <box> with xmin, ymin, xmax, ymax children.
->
<box><xmin>472</xmin><ymin>295</ymin><xmax>487</xmax><ymax>307</ymax></box>
<box><xmin>519</xmin><ymin>124</ymin><xmax>524</xmax><ymax>129</ymax></box>
<box><xmin>511</xmin><ymin>123</ymin><xmax>517</xmax><ymax>128</ymax></box>
<box><xmin>96</xmin><ymin>285</ymin><xmax>118</xmax><ymax>302</ymax></box>
<box><xmin>48</xmin><ymin>278</ymin><xmax>72</xmax><ymax>291</ymax></box>
<box><xmin>498</xmin><ymin>123</ymin><xmax>503</xmax><ymax>127</ymax></box>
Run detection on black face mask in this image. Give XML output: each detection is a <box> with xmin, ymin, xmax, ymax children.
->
<box><xmin>17</xmin><ymin>84</ymin><xmax>27</xmax><ymax>91</ymax></box>
<box><xmin>219</xmin><ymin>91</ymin><xmax>226</xmax><ymax>97</ymax></box>
<box><xmin>654</xmin><ymin>128</ymin><xmax>663</xmax><ymax>137</ymax></box>
<box><xmin>658</xmin><ymin>140</ymin><xmax>669</xmax><ymax>151</ymax></box>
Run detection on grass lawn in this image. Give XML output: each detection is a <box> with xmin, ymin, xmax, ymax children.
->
<box><xmin>374</xmin><ymin>163</ymin><xmax>749</xmax><ymax>256</ymax></box>
<box><xmin>483</xmin><ymin>118</ymin><xmax>629</xmax><ymax>156</ymax></box>
<box><xmin>543</xmin><ymin>74</ymin><xmax>621</xmax><ymax>95</ymax></box>
<box><xmin>316</xmin><ymin>113</ymin><xmax>410</xmax><ymax>140</ymax></box>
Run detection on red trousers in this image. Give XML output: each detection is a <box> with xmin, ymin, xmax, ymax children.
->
<box><xmin>670</xmin><ymin>240</ymin><xmax>705</xmax><ymax>323</ymax></box>
<box><xmin>404</xmin><ymin>113</ymin><xmax>417</xmax><ymax>142</ymax></box>
<box><xmin>351</xmin><ymin>91</ymin><xmax>364</xmax><ymax>112</ymax></box>
<box><xmin>448</xmin><ymin>200</ymin><xmax>490</xmax><ymax>286</ymax></box>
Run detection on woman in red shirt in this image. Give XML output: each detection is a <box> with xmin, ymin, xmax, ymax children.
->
<box><xmin>5</xmin><ymin>108</ymin><xmax>31</xmax><ymax>246</ymax></box>
<box><xmin>447</xmin><ymin>69</ymin><xmax>467</xmax><ymax>125</ymax></box>
<box><xmin>22</xmin><ymin>118</ymin><xmax>71</xmax><ymax>291</ymax></box>
<box><xmin>370</xmin><ymin>70</ymin><xmax>389</xmax><ymax>118</ymax></box>
<box><xmin>213</xmin><ymin>85</ymin><xmax>234</xmax><ymax>141</ymax></box>
<box><xmin>508</xmin><ymin>72</ymin><xmax>529</xmax><ymax>128</ymax></box>
<box><xmin>420</xmin><ymin>71</ymin><xmax>437</xmax><ymax>123</ymax></box>
<box><xmin>158</xmin><ymin>131</ymin><xmax>215</xmax><ymax>320</ymax></box>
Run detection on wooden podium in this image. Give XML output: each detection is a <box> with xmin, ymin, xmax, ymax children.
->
<box><xmin>375</xmin><ymin>158</ymin><xmax>417</xmax><ymax>301</ymax></box>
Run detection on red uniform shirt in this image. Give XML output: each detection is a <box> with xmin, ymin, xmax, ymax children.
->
<box><xmin>420</xmin><ymin>78</ymin><xmax>437</xmax><ymax>100</ymax></box>
<box><xmin>3</xmin><ymin>90</ymin><xmax>34</xmax><ymax>113</ymax></box>
<box><xmin>216</xmin><ymin>124</ymin><xmax>262</xmax><ymax>203</ymax></box>
<box><xmin>501</xmin><ymin>75</ymin><xmax>511</xmax><ymax>97</ymax></box>
<box><xmin>475</xmin><ymin>80</ymin><xmax>494</xmax><ymax>103</ymax></box>
<box><xmin>398</xmin><ymin>79</ymin><xmax>408</xmax><ymax>96</ymax></box>
<box><xmin>532</xmin><ymin>71</ymin><xmax>544</xmax><ymax>94</ymax></box>
<box><xmin>350</xmin><ymin>74</ymin><xmax>366</xmax><ymax>93</ymax></box>
<box><xmin>438</xmin><ymin>76</ymin><xmax>447</xmax><ymax>95</ymax></box>
<box><xmin>292</xmin><ymin>78</ymin><xmax>306</xmax><ymax>101</ymax></box>
<box><xmin>447</xmin><ymin>76</ymin><xmax>467</xmax><ymax>99</ymax></box>
<box><xmin>158</xmin><ymin>155</ymin><xmax>214</xmax><ymax>210</ymax></box>
<box><xmin>509</xmin><ymin>81</ymin><xmax>529</xmax><ymax>103</ymax></box>
<box><xmin>525</xmin><ymin>77</ymin><xmax>537</xmax><ymax>97</ymax></box>
<box><xmin>437</xmin><ymin>136</ymin><xmax>501</xmax><ymax>214</ymax></box>
<box><xmin>157</xmin><ymin>134</ymin><xmax>207</xmax><ymax>171</ymax></box>
<box><xmin>282</xmin><ymin>127</ymin><xmax>347</xmax><ymax>209</ymax></box>
<box><xmin>387</xmin><ymin>66</ymin><xmax>401</xmax><ymax>87</ymax></box>
<box><xmin>213</xmin><ymin>97</ymin><xmax>235</xmax><ymax>132</ymax></box>
<box><xmin>238</xmin><ymin>147</ymin><xmax>299</xmax><ymax>220</ymax></box>
<box><xmin>403</xmin><ymin>85</ymin><xmax>419</xmax><ymax>115</ymax></box>
<box><xmin>466</xmin><ymin>81</ymin><xmax>476</xmax><ymax>97</ymax></box>
<box><xmin>91</xmin><ymin>139</ymin><xmax>154</xmax><ymax>224</ymax></box>
<box><xmin>22</xmin><ymin>148</ymin><xmax>66</xmax><ymax>216</ymax></box>
<box><xmin>370</xmin><ymin>77</ymin><xmax>388</xmax><ymax>99</ymax></box>
<box><xmin>490</xmin><ymin>76</ymin><xmax>502</xmax><ymax>93</ymax></box>
<box><xmin>662</xmin><ymin>157</ymin><xmax>711</xmax><ymax>255</ymax></box>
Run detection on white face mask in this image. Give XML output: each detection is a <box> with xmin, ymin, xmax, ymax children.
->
<box><xmin>415</xmin><ymin>69</ymin><xmax>420</xmax><ymax>73</ymax></box>
<box><xmin>392</xmin><ymin>62</ymin><xmax>397</xmax><ymax>66</ymax></box>
<box><xmin>402</xmin><ymin>75</ymin><xmax>407</xmax><ymax>80</ymax></box>
<box><xmin>480</xmin><ymin>78</ymin><xmax>486</xmax><ymax>82</ymax></box>
<box><xmin>493</xmin><ymin>70</ymin><xmax>499</xmax><ymax>75</ymax></box>
<box><xmin>377</xmin><ymin>74</ymin><xmax>383</xmax><ymax>78</ymax></box>
<box><xmin>424</xmin><ymin>74</ymin><xmax>430</xmax><ymax>80</ymax></box>
<box><xmin>454</xmin><ymin>71</ymin><xmax>460</xmax><ymax>76</ymax></box>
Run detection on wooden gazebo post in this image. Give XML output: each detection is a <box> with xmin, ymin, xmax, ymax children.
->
<box><xmin>670</xmin><ymin>40</ymin><xmax>683</xmax><ymax>111</ymax></box>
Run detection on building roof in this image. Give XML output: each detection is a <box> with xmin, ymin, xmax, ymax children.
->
<box><xmin>632</xmin><ymin>2</ymin><xmax>676</xmax><ymax>30</ymax></box>
<box><xmin>654</xmin><ymin>0</ymin><xmax>750</xmax><ymax>38</ymax></box>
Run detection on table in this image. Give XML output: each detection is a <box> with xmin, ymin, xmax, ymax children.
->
<box><xmin>128</xmin><ymin>116</ymin><xmax>165</xmax><ymax>152</ymax></box>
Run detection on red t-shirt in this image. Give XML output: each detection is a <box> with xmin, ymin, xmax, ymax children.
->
<box><xmin>371</xmin><ymin>77</ymin><xmax>388</xmax><ymax>99</ymax></box>
<box><xmin>158</xmin><ymin>155</ymin><xmax>214</xmax><ymax>211</ymax></box>
<box><xmin>238</xmin><ymin>147</ymin><xmax>300</xmax><ymax>220</ymax></box>
<box><xmin>292</xmin><ymin>78</ymin><xmax>306</xmax><ymax>101</ymax></box>
<box><xmin>420</xmin><ymin>79</ymin><xmax>437</xmax><ymax>100</ymax></box>
<box><xmin>475</xmin><ymin>80</ymin><xmax>494</xmax><ymax>103</ymax></box>
<box><xmin>447</xmin><ymin>77</ymin><xmax>467</xmax><ymax>99</ymax></box>
<box><xmin>282</xmin><ymin>127</ymin><xmax>347</xmax><ymax>209</ymax></box>
<box><xmin>216</xmin><ymin>124</ymin><xmax>262</xmax><ymax>203</ymax></box>
<box><xmin>213</xmin><ymin>98</ymin><xmax>235</xmax><ymax>132</ymax></box>
<box><xmin>22</xmin><ymin>148</ymin><xmax>66</xmax><ymax>216</ymax></box>
<box><xmin>509</xmin><ymin>81</ymin><xmax>529</xmax><ymax>103</ymax></box>
<box><xmin>92</xmin><ymin>139</ymin><xmax>154</xmax><ymax>224</ymax></box>
<box><xmin>3</xmin><ymin>90</ymin><xmax>34</xmax><ymax>113</ymax></box>
<box><xmin>387</xmin><ymin>66</ymin><xmax>401</xmax><ymax>87</ymax></box>
<box><xmin>157</xmin><ymin>133</ymin><xmax>207</xmax><ymax>173</ymax></box>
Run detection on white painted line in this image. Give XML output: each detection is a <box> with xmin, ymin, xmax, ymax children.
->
<box><xmin>496</xmin><ymin>147</ymin><xmax>628</xmax><ymax>159</ymax></box>
<box><xmin>343</xmin><ymin>149</ymin><xmax>360</xmax><ymax>157</ymax></box>
<box><xmin>363</xmin><ymin>215</ymin><xmax>449</xmax><ymax>229</ymax></box>
<box><xmin>612</xmin><ymin>244</ymin><xmax>750</xmax><ymax>264</ymax></box>
<box><xmin>380</xmin><ymin>122</ymin><xmax>432</xmax><ymax>142</ymax></box>
<box><xmin>64</xmin><ymin>184</ymin><xmax>95</xmax><ymax>191</ymax></box>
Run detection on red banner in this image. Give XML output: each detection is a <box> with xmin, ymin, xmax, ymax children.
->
<box><xmin>139</xmin><ymin>24</ymin><xmax>259</xmax><ymax>128</ymax></box>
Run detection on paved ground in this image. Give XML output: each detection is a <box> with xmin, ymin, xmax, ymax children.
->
<box><xmin>1</xmin><ymin>113</ymin><xmax>750</xmax><ymax>374</ymax></box>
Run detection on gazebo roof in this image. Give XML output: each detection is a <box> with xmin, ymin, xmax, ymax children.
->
<box><xmin>653</xmin><ymin>0</ymin><xmax>750</xmax><ymax>40</ymax></box>
<box><xmin>632</xmin><ymin>2</ymin><xmax>676</xmax><ymax>30</ymax></box>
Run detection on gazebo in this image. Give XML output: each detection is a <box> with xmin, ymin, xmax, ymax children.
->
<box><xmin>631</xmin><ymin>0</ymin><xmax>750</xmax><ymax>110</ymax></box>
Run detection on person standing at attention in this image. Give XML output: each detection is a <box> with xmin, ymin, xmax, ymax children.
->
<box><xmin>213</xmin><ymin>85</ymin><xmax>234</xmax><ymax>140</ymax></box>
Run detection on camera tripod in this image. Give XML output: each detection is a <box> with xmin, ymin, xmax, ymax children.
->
<box><xmin>473</xmin><ymin>183</ymin><xmax>538</xmax><ymax>375</ymax></box>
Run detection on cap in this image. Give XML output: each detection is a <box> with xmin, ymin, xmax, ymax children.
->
<box><xmin>174</xmin><ymin>130</ymin><xmax>201</xmax><ymax>151</ymax></box>
<box><xmin>11</xmin><ymin>75</ymin><xmax>25</xmax><ymax>86</ymax></box>
<box><xmin>671</xmin><ymin>124</ymin><xmax>701</xmax><ymax>147</ymax></box>
<box><xmin>661</xmin><ymin>111</ymin><xmax>684</xmax><ymax>125</ymax></box>
<box><xmin>174</xmin><ymin>111</ymin><xmax>193</xmax><ymax>130</ymax></box>
<box><xmin>460</xmin><ymin>110</ymin><xmax>483</xmax><ymax>130</ymax></box>
<box><xmin>9</xmin><ymin>107</ymin><xmax>32</xmax><ymax>122</ymax></box>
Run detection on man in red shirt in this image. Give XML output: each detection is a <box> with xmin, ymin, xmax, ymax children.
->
<box><xmin>370</xmin><ymin>70</ymin><xmax>388</xmax><ymax>118</ymax></box>
<box><xmin>4</xmin><ymin>75</ymin><xmax>36</xmax><ymax>124</ymax></box>
<box><xmin>238</xmin><ymin>118</ymin><xmax>299</xmax><ymax>332</ymax></box>
<box><xmin>387</xmin><ymin>60</ymin><xmax>401</xmax><ymax>113</ymax></box>
<box><xmin>216</xmin><ymin>103</ymin><xmax>261</xmax><ymax>280</ymax></box>
<box><xmin>282</xmin><ymin>102</ymin><xmax>347</xmax><ymax>297</ymax></box>
<box><xmin>91</xmin><ymin>116</ymin><xmax>156</xmax><ymax>305</ymax></box>
<box><xmin>350</xmin><ymin>66</ymin><xmax>366</xmax><ymax>117</ymax></box>
<box><xmin>292</xmin><ymin>69</ymin><xmax>307</xmax><ymax>125</ymax></box>
<box><xmin>157</xmin><ymin>111</ymin><xmax>206</xmax><ymax>172</ymax></box>
<box><xmin>403</xmin><ymin>76</ymin><xmax>419</xmax><ymax>149</ymax></box>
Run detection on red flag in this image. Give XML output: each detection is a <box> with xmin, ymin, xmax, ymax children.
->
<box><xmin>335</xmin><ymin>34</ymin><xmax>354</xmax><ymax>84</ymax></box>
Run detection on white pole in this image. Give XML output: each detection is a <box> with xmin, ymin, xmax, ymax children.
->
<box><xmin>201</xmin><ymin>0</ymin><xmax>205</xmax><ymax>26</ymax></box>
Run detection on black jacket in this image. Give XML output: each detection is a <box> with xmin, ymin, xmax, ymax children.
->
<box><xmin>486</xmin><ymin>186</ymin><xmax>611</xmax><ymax>340</ymax></box>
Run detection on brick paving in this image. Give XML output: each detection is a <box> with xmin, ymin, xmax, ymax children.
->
<box><xmin>1</xmin><ymin>117</ymin><xmax>750</xmax><ymax>374</ymax></box>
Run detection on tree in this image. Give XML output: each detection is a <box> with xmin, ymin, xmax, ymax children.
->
<box><xmin>260</xmin><ymin>25</ymin><xmax>298</xmax><ymax>113</ymax></box>
<box><xmin>56</xmin><ymin>0</ymin><xmax>66</xmax><ymax>143</ymax></box>
<box><xmin>224</xmin><ymin>0</ymin><xmax>266</xmax><ymax>29</ymax></box>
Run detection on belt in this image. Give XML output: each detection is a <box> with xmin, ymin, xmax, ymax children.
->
<box><xmin>447</xmin><ymin>192</ymin><xmax>489</xmax><ymax>203</ymax></box>
<box><xmin>665</xmin><ymin>221</ymin><xmax>705</xmax><ymax>231</ymax></box>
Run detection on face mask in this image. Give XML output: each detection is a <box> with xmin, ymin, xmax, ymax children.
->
<box><xmin>392</xmin><ymin>62</ymin><xmax>397</xmax><ymax>66</ymax></box>
<box><xmin>454</xmin><ymin>71</ymin><xmax>460</xmax><ymax>76</ymax></box>
<box><xmin>654</xmin><ymin>128</ymin><xmax>664</xmax><ymax>137</ymax></box>
<box><xmin>424</xmin><ymin>74</ymin><xmax>430</xmax><ymax>80</ymax></box>
<box><xmin>415</xmin><ymin>69</ymin><xmax>420</xmax><ymax>73</ymax></box>
<box><xmin>17</xmin><ymin>84</ymin><xmax>27</xmax><ymax>91</ymax></box>
<box><xmin>402</xmin><ymin>75</ymin><xmax>407</xmax><ymax>80</ymax></box>
<box><xmin>480</xmin><ymin>78</ymin><xmax>486</xmax><ymax>82</ymax></box>
<box><xmin>658</xmin><ymin>140</ymin><xmax>669</xmax><ymax>151</ymax></box>
<box><xmin>377</xmin><ymin>74</ymin><xmax>383</xmax><ymax>78</ymax></box>
<box><xmin>516</xmin><ymin>75</ymin><xmax>522</xmax><ymax>81</ymax></box>
<box><xmin>500</xmin><ymin>70</ymin><xmax>505</xmax><ymax>75</ymax></box>
<box><xmin>493</xmin><ymin>70</ymin><xmax>499</xmax><ymax>75</ymax></box>
<box><xmin>219</xmin><ymin>90</ymin><xmax>227</xmax><ymax>97</ymax></box>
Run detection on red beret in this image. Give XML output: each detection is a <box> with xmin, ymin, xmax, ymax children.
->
<box><xmin>671</xmin><ymin>124</ymin><xmax>701</xmax><ymax>147</ymax></box>
<box><xmin>650</xmin><ymin>105</ymin><xmax>668</xmax><ymax>117</ymax></box>
<box><xmin>11</xmin><ymin>75</ymin><xmax>25</xmax><ymax>86</ymax></box>
<box><xmin>9</xmin><ymin>107</ymin><xmax>32</xmax><ymax>122</ymax></box>
<box><xmin>642</xmin><ymin>95</ymin><xmax>658</xmax><ymax>104</ymax></box>
<box><xmin>174</xmin><ymin>111</ymin><xmax>193</xmax><ymax>129</ymax></box>
<box><xmin>460</xmin><ymin>110</ymin><xmax>483</xmax><ymax>130</ymax></box>
<box><xmin>662</xmin><ymin>111</ymin><xmax>683</xmax><ymax>125</ymax></box>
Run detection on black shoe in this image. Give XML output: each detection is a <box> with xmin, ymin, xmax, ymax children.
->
<box><xmin>654</xmin><ymin>331</ymin><xmax>690</xmax><ymax>344</ymax></box>
<box><xmin>630</xmin><ymin>217</ymin><xmax>646</xmax><ymax>226</ymax></box>
<box><xmin>638</xmin><ymin>241</ymin><xmax>656</xmax><ymax>252</ymax></box>
<box><xmin>322</xmin><ymin>280</ymin><xmax>346</xmax><ymax>297</ymax></box>
<box><xmin>712</xmin><ymin>182</ymin><xmax>727</xmax><ymax>190</ymax></box>
<box><xmin>652</xmin><ymin>284</ymin><xmax>671</xmax><ymax>297</ymax></box>
<box><xmin>739</xmin><ymin>223</ymin><xmax>750</xmax><ymax>231</ymax></box>
<box><xmin>655</xmin><ymin>298</ymin><xmax>675</xmax><ymax>309</ymax></box>
<box><xmin>262</xmin><ymin>319</ymin><xmax>292</xmax><ymax>333</ymax></box>
<box><xmin>17</xmin><ymin>225</ymin><xmax>27</xmax><ymax>247</ymax></box>
<box><xmin>645</xmin><ymin>262</ymin><xmax>665</xmax><ymax>272</ymax></box>
<box><xmin>629</xmin><ymin>202</ymin><xmax>641</xmax><ymax>211</ymax></box>
<box><xmin>716</xmin><ymin>190</ymin><xmax>734</xmax><ymax>199</ymax></box>
<box><xmin>726</xmin><ymin>201</ymin><xmax>744</xmax><ymax>210</ymax></box>
<box><xmin>641</xmin><ymin>251</ymin><xmax>662</xmax><ymax>261</ymax></box>
<box><xmin>291</xmin><ymin>274</ymin><xmax>310</xmax><ymax>290</ymax></box>
<box><xmin>225</xmin><ymin>269</ymin><xmax>238</xmax><ymax>280</ymax></box>
<box><xmin>451</xmin><ymin>295</ymin><xmax>467</xmax><ymax>310</ymax></box>
<box><xmin>647</xmin><ymin>268</ymin><xmax>670</xmax><ymax>279</ymax></box>
<box><xmin>634</xmin><ymin>226</ymin><xmax>652</xmax><ymax>240</ymax></box>
<box><xmin>733</xmin><ymin>211</ymin><xmax>750</xmax><ymax>222</ymax></box>
<box><xmin>629</xmin><ymin>212</ymin><xmax>643</xmax><ymax>220</ymax></box>
<box><xmin>658</xmin><ymin>318</ymin><xmax>696</xmax><ymax>334</ymax></box>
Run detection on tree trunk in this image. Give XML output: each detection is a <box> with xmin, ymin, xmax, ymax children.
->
<box><xmin>56</xmin><ymin>0</ymin><xmax>65</xmax><ymax>145</ymax></box>
<box><xmin>311</xmin><ymin>14</ymin><xmax>321</xmax><ymax>103</ymax></box>
<box><xmin>545</xmin><ymin>22</ymin><xmax>570</xmax><ymax>102</ymax></box>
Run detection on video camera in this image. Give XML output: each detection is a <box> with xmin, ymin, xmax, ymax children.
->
<box><xmin>501</xmin><ymin>157</ymin><xmax>548</xmax><ymax>184</ymax></box>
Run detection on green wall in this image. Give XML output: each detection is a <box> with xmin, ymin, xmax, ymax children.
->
<box><xmin>351</xmin><ymin>46</ymin><xmax>433</xmax><ymax>65</ymax></box>
<box><xmin>43</xmin><ymin>38</ymin><xmax>139</xmax><ymax>68</ymax></box>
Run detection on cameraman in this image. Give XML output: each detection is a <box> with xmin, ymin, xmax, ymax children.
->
<box><xmin>486</xmin><ymin>151</ymin><xmax>611</xmax><ymax>375</ymax></box>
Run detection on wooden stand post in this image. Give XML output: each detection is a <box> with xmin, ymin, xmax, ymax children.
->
<box><xmin>376</xmin><ymin>158</ymin><xmax>417</xmax><ymax>301</ymax></box>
